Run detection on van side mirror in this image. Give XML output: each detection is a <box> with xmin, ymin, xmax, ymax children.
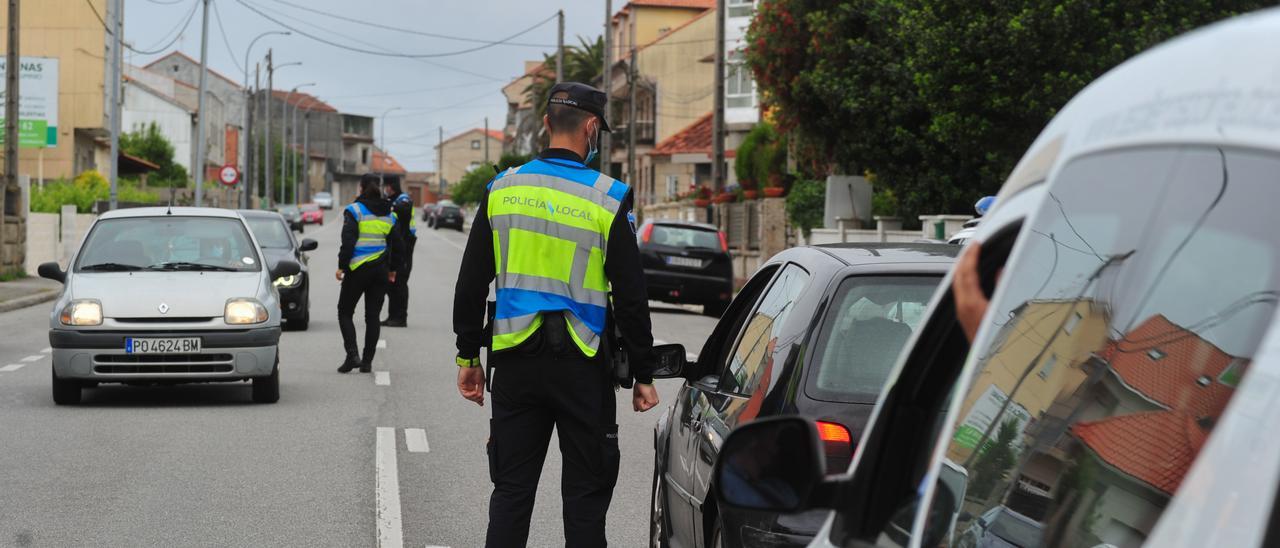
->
<box><xmin>650</xmin><ymin>343</ymin><xmax>687</xmax><ymax>379</ymax></box>
<box><xmin>298</xmin><ymin>238</ymin><xmax>318</xmax><ymax>252</ymax></box>
<box><xmin>270</xmin><ymin>260</ymin><xmax>301</xmax><ymax>279</ymax></box>
<box><xmin>37</xmin><ymin>262</ymin><xmax>65</xmax><ymax>284</ymax></box>
<box><xmin>714</xmin><ymin>417</ymin><xmax>830</xmax><ymax>513</ymax></box>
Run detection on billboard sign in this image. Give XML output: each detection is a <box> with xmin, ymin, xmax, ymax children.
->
<box><xmin>0</xmin><ymin>56</ymin><xmax>59</xmax><ymax>148</ymax></box>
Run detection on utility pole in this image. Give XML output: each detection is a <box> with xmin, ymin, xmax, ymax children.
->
<box><xmin>301</xmin><ymin>112</ymin><xmax>309</xmax><ymax>204</ymax></box>
<box><xmin>556</xmin><ymin>10</ymin><xmax>565</xmax><ymax>83</ymax></box>
<box><xmin>1</xmin><ymin>0</ymin><xmax>17</xmax><ymax>253</ymax></box>
<box><xmin>601</xmin><ymin>0</ymin><xmax>612</xmax><ymax>178</ymax></box>
<box><xmin>193</xmin><ymin>0</ymin><xmax>211</xmax><ymax>207</ymax></box>
<box><xmin>437</xmin><ymin>125</ymin><xmax>444</xmax><ymax>196</ymax></box>
<box><xmin>484</xmin><ymin>117</ymin><xmax>490</xmax><ymax>165</ymax></box>
<box><xmin>245</xmin><ymin>63</ymin><xmax>258</xmax><ymax>209</ymax></box>
<box><xmin>711</xmin><ymin>0</ymin><xmax>726</xmax><ymax>194</ymax></box>
<box><xmin>290</xmin><ymin>102</ymin><xmax>297</xmax><ymax>204</ymax></box>
<box><xmin>626</xmin><ymin>12</ymin><xmax>637</xmax><ymax>187</ymax></box>
<box><xmin>107</xmin><ymin>0</ymin><xmax>122</xmax><ymax>210</ymax></box>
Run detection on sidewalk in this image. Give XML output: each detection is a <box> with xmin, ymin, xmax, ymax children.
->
<box><xmin>0</xmin><ymin>276</ymin><xmax>62</xmax><ymax>314</ymax></box>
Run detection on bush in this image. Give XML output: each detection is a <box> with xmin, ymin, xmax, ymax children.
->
<box><xmin>451</xmin><ymin>153</ymin><xmax>534</xmax><ymax>206</ymax></box>
<box><xmin>735</xmin><ymin>122</ymin><xmax>787</xmax><ymax>190</ymax></box>
<box><xmin>785</xmin><ymin>177</ymin><xmax>825</xmax><ymax>238</ymax></box>
<box><xmin>30</xmin><ymin>170</ymin><xmax>159</xmax><ymax>213</ymax></box>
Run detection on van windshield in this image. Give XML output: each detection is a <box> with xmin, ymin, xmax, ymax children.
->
<box><xmin>76</xmin><ymin>216</ymin><xmax>262</xmax><ymax>272</ymax></box>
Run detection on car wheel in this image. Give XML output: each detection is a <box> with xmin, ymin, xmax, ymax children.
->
<box><xmin>252</xmin><ymin>358</ymin><xmax>280</xmax><ymax>403</ymax></box>
<box><xmin>52</xmin><ymin>369</ymin><xmax>81</xmax><ymax>405</ymax></box>
<box><xmin>294</xmin><ymin>303</ymin><xmax>310</xmax><ymax>331</ymax></box>
<box><xmin>650</xmin><ymin>468</ymin><xmax>670</xmax><ymax>548</ymax></box>
<box><xmin>703</xmin><ymin>301</ymin><xmax>728</xmax><ymax>318</ymax></box>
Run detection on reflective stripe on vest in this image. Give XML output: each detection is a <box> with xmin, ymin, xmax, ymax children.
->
<box><xmin>487</xmin><ymin>158</ymin><xmax>628</xmax><ymax>357</ymax></box>
<box><xmin>346</xmin><ymin>202</ymin><xmax>396</xmax><ymax>270</ymax></box>
<box><xmin>409</xmin><ymin>207</ymin><xmax>418</xmax><ymax>236</ymax></box>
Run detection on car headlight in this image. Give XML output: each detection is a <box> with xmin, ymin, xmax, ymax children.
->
<box><xmin>60</xmin><ymin>299</ymin><xmax>103</xmax><ymax>326</ymax></box>
<box><xmin>224</xmin><ymin>298</ymin><xmax>268</xmax><ymax>325</ymax></box>
<box><xmin>273</xmin><ymin>274</ymin><xmax>301</xmax><ymax>288</ymax></box>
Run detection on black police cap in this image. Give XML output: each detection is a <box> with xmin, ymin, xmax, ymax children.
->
<box><xmin>546</xmin><ymin>82</ymin><xmax>611</xmax><ymax>132</ymax></box>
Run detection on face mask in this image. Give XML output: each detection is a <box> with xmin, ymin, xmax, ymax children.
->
<box><xmin>585</xmin><ymin>124</ymin><xmax>600</xmax><ymax>166</ymax></box>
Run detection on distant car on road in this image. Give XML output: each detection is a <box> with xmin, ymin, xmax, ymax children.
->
<box><xmin>434</xmin><ymin>203</ymin><xmax>465</xmax><ymax>231</ymax></box>
<box><xmin>421</xmin><ymin>203</ymin><xmax>440</xmax><ymax>226</ymax></box>
<box><xmin>637</xmin><ymin>220</ymin><xmax>734</xmax><ymax>317</ymax></box>
<box><xmin>299</xmin><ymin>203</ymin><xmax>324</xmax><ymax>225</ymax></box>
<box><xmin>240</xmin><ymin>210</ymin><xmax>317</xmax><ymax>331</ymax></box>
<box><xmin>275</xmin><ymin>205</ymin><xmax>304</xmax><ymax>232</ymax></box>
<box><xmin>312</xmin><ymin>191</ymin><xmax>334</xmax><ymax>209</ymax></box>
<box><xmin>36</xmin><ymin>207</ymin><xmax>300</xmax><ymax>405</ymax></box>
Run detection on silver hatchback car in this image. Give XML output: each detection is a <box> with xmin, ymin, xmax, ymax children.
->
<box><xmin>37</xmin><ymin>207</ymin><xmax>300</xmax><ymax>405</ymax></box>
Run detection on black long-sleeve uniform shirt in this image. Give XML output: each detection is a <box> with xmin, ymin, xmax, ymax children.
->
<box><xmin>452</xmin><ymin>149</ymin><xmax>655</xmax><ymax>383</ymax></box>
<box><xmin>338</xmin><ymin>195</ymin><xmax>403</xmax><ymax>273</ymax></box>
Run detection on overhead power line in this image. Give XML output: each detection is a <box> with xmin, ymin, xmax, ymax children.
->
<box><xmin>84</xmin><ymin>0</ymin><xmax>113</xmax><ymax>35</ymax></box>
<box><xmin>265</xmin><ymin>0</ymin><xmax>556</xmax><ymax>48</ymax></box>
<box><xmin>211</xmin><ymin>0</ymin><xmax>245</xmax><ymax>75</ymax></box>
<box><xmin>127</xmin><ymin>0</ymin><xmax>201</xmax><ymax>55</ymax></box>
<box><xmin>326</xmin><ymin>80</ymin><xmax>495</xmax><ymax>100</ymax></box>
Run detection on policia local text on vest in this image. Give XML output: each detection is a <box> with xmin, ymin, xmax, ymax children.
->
<box><xmin>337</xmin><ymin>174</ymin><xmax>403</xmax><ymax>373</ymax></box>
<box><xmin>453</xmin><ymin>82</ymin><xmax>658</xmax><ymax>548</ymax></box>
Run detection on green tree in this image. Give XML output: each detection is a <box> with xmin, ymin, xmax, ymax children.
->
<box><xmin>119</xmin><ymin>122</ymin><xmax>190</xmax><ymax>188</ymax></box>
<box><xmin>30</xmin><ymin>170</ymin><xmax>159</xmax><ymax>213</ymax></box>
<box><xmin>518</xmin><ymin>36</ymin><xmax>604</xmax><ymax>157</ymax></box>
<box><xmin>785</xmin><ymin>177</ymin><xmax>825</xmax><ymax>238</ymax></box>
<box><xmin>747</xmin><ymin>1</ymin><xmax>1267</xmax><ymax>219</ymax></box>
<box><xmin>252</xmin><ymin>138</ymin><xmax>305</xmax><ymax>204</ymax></box>
<box><xmin>451</xmin><ymin>152</ymin><xmax>533</xmax><ymax>206</ymax></box>
<box><xmin>969</xmin><ymin>418</ymin><xmax>1020</xmax><ymax>500</ymax></box>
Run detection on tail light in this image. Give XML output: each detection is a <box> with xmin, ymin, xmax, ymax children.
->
<box><xmin>640</xmin><ymin>223</ymin><xmax>654</xmax><ymax>244</ymax></box>
<box><xmin>718</xmin><ymin>231</ymin><xmax>729</xmax><ymax>252</ymax></box>
<box><xmin>816</xmin><ymin>421</ymin><xmax>854</xmax><ymax>475</ymax></box>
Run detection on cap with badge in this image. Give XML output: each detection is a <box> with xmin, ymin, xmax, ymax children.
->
<box><xmin>547</xmin><ymin>82</ymin><xmax>612</xmax><ymax>132</ymax></box>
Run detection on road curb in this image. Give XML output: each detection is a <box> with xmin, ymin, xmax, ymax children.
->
<box><xmin>0</xmin><ymin>289</ymin><xmax>59</xmax><ymax>314</ymax></box>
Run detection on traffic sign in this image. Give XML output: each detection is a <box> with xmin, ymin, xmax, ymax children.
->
<box><xmin>218</xmin><ymin>165</ymin><xmax>239</xmax><ymax>186</ymax></box>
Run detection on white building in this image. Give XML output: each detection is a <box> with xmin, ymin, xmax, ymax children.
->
<box><xmin>724</xmin><ymin>0</ymin><xmax>759</xmax><ymax>127</ymax></box>
<box><xmin>122</xmin><ymin>65</ymin><xmax>196</xmax><ymax>172</ymax></box>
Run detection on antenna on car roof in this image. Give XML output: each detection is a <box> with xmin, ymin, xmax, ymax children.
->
<box><xmin>166</xmin><ymin>171</ymin><xmax>176</xmax><ymax>215</ymax></box>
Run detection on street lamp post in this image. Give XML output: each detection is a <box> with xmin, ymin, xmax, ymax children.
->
<box><xmin>241</xmin><ymin>31</ymin><xmax>289</xmax><ymax>209</ymax></box>
<box><xmin>287</xmin><ymin>83</ymin><xmax>315</xmax><ymax>205</ymax></box>
<box><xmin>379</xmin><ymin>106</ymin><xmax>402</xmax><ymax>187</ymax></box>
<box><xmin>277</xmin><ymin>80</ymin><xmax>310</xmax><ymax>205</ymax></box>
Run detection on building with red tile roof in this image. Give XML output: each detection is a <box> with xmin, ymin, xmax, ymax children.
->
<box><xmin>1103</xmin><ymin>314</ymin><xmax>1243</xmax><ymax>418</ymax></box>
<box><xmin>371</xmin><ymin>148</ymin><xmax>406</xmax><ymax>175</ymax></box>
<box><xmin>1073</xmin><ymin>411</ymin><xmax>1209</xmax><ymax>495</ymax></box>
<box><xmin>271</xmin><ymin>90</ymin><xmax>338</xmax><ymax>113</ymax></box>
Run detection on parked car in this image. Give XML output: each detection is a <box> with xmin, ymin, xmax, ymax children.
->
<box><xmin>421</xmin><ymin>203</ymin><xmax>440</xmax><ymax>226</ymax></box>
<box><xmin>714</xmin><ymin>11</ymin><xmax>1280</xmax><ymax>548</ymax></box>
<box><xmin>240</xmin><ymin>210</ymin><xmax>316</xmax><ymax>331</ymax></box>
<box><xmin>275</xmin><ymin>205</ymin><xmax>304</xmax><ymax>232</ymax></box>
<box><xmin>36</xmin><ymin>207</ymin><xmax>299</xmax><ymax>405</ymax></box>
<box><xmin>638</xmin><ymin>220</ymin><xmax>735</xmax><ymax>317</ymax></box>
<box><xmin>299</xmin><ymin>203</ymin><xmax>324</xmax><ymax>225</ymax></box>
<box><xmin>651</xmin><ymin>243</ymin><xmax>957</xmax><ymax>548</ymax></box>
<box><xmin>312</xmin><ymin>191</ymin><xmax>334</xmax><ymax>209</ymax></box>
<box><xmin>434</xmin><ymin>203</ymin><xmax>465</xmax><ymax>231</ymax></box>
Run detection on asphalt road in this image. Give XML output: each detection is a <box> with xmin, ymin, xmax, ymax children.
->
<box><xmin>0</xmin><ymin>209</ymin><xmax>718</xmax><ymax>547</ymax></box>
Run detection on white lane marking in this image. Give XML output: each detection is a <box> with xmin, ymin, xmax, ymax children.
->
<box><xmin>40</xmin><ymin>347</ymin><xmax>51</xmax><ymax>354</ymax></box>
<box><xmin>424</xmin><ymin>545</ymin><xmax>451</xmax><ymax>548</ymax></box>
<box><xmin>428</xmin><ymin>229</ymin><xmax>466</xmax><ymax>252</ymax></box>
<box><xmin>0</xmin><ymin>364</ymin><xmax>24</xmax><ymax>372</ymax></box>
<box><xmin>20</xmin><ymin>355</ymin><xmax>42</xmax><ymax>363</ymax></box>
<box><xmin>375</xmin><ymin>427</ymin><xmax>405</xmax><ymax>548</ymax></box>
<box><xmin>404</xmin><ymin>428</ymin><xmax>429</xmax><ymax>453</ymax></box>
<box><xmin>375</xmin><ymin>371</ymin><xmax>391</xmax><ymax>386</ymax></box>
<box><xmin>376</xmin><ymin>339</ymin><xmax>387</xmax><ymax>349</ymax></box>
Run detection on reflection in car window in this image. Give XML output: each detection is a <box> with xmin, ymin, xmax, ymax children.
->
<box><xmin>76</xmin><ymin>216</ymin><xmax>262</xmax><ymax>272</ymax></box>
<box><xmin>810</xmin><ymin>276</ymin><xmax>941</xmax><ymax>403</ymax></box>
<box><xmin>927</xmin><ymin>147</ymin><xmax>1280</xmax><ymax>548</ymax></box>
<box><xmin>720</xmin><ymin>263</ymin><xmax>809</xmax><ymax>396</ymax></box>
<box><xmin>245</xmin><ymin>217</ymin><xmax>294</xmax><ymax>249</ymax></box>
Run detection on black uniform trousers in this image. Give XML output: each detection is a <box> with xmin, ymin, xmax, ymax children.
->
<box><xmin>486</xmin><ymin>314</ymin><xmax>620</xmax><ymax>548</ymax></box>
<box><xmin>386</xmin><ymin>244</ymin><xmax>413</xmax><ymax>321</ymax></box>
<box><xmin>337</xmin><ymin>261</ymin><xmax>388</xmax><ymax>363</ymax></box>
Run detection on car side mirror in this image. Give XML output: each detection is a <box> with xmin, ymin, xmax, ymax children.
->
<box><xmin>299</xmin><ymin>238</ymin><xmax>318</xmax><ymax>252</ymax></box>
<box><xmin>650</xmin><ymin>343</ymin><xmax>687</xmax><ymax>379</ymax></box>
<box><xmin>714</xmin><ymin>417</ymin><xmax>829</xmax><ymax>513</ymax></box>
<box><xmin>37</xmin><ymin>261</ymin><xmax>65</xmax><ymax>283</ymax></box>
<box><xmin>271</xmin><ymin>260</ymin><xmax>301</xmax><ymax>279</ymax></box>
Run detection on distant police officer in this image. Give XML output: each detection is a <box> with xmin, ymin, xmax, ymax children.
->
<box><xmin>382</xmin><ymin>175</ymin><xmax>417</xmax><ymax>328</ymax></box>
<box><xmin>453</xmin><ymin>82</ymin><xmax>660</xmax><ymax>547</ymax></box>
<box><xmin>336</xmin><ymin>174</ymin><xmax>402</xmax><ymax>373</ymax></box>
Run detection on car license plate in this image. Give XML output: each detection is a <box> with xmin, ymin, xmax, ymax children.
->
<box><xmin>665</xmin><ymin>256</ymin><xmax>703</xmax><ymax>268</ymax></box>
<box><xmin>125</xmin><ymin>337</ymin><xmax>201</xmax><ymax>354</ymax></box>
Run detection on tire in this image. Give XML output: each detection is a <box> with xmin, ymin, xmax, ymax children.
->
<box><xmin>650</xmin><ymin>468</ymin><xmax>670</xmax><ymax>548</ymax></box>
<box><xmin>252</xmin><ymin>358</ymin><xmax>280</xmax><ymax>403</ymax></box>
<box><xmin>294</xmin><ymin>305</ymin><xmax>310</xmax><ymax>331</ymax></box>
<box><xmin>52</xmin><ymin>369</ymin><xmax>81</xmax><ymax>405</ymax></box>
<box><xmin>703</xmin><ymin>301</ymin><xmax>728</xmax><ymax>318</ymax></box>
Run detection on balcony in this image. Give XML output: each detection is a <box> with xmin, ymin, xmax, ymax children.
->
<box><xmin>613</xmin><ymin>120</ymin><xmax>655</xmax><ymax>147</ymax></box>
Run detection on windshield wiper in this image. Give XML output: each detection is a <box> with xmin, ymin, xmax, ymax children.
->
<box><xmin>80</xmin><ymin>262</ymin><xmax>142</xmax><ymax>271</ymax></box>
<box><xmin>147</xmin><ymin>262</ymin><xmax>239</xmax><ymax>272</ymax></box>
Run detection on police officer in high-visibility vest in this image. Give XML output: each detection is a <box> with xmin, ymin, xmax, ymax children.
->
<box><xmin>453</xmin><ymin>82</ymin><xmax>659</xmax><ymax>547</ymax></box>
<box><xmin>382</xmin><ymin>174</ymin><xmax>417</xmax><ymax>328</ymax></box>
<box><xmin>336</xmin><ymin>174</ymin><xmax>402</xmax><ymax>373</ymax></box>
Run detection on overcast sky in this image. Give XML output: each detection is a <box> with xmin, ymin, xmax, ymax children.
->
<box><xmin>123</xmin><ymin>0</ymin><xmax>608</xmax><ymax>171</ymax></box>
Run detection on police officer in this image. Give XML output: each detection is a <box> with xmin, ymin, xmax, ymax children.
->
<box><xmin>453</xmin><ymin>82</ymin><xmax>660</xmax><ymax>547</ymax></box>
<box><xmin>336</xmin><ymin>173</ymin><xmax>402</xmax><ymax>373</ymax></box>
<box><xmin>382</xmin><ymin>174</ymin><xmax>417</xmax><ymax>328</ymax></box>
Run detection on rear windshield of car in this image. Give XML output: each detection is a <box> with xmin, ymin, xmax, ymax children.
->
<box><xmin>987</xmin><ymin>509</ymin><xmax>1043</xmax><ymax>546</ymax></box>
<box><xmin>75</xmin><ymin>216</ymin><xmax>261</xmax><ymax>272</ymax></box>
<box><xmin>442</xmin><ymin>206</ymin><xmax>461</xmax><ymax>215</ymax></box>
<box><xmin>808</xmin><ymin>275</ymin><xmax>942</xmax><ymax>403</ymax></box>
<box><xmin>300</xmin><ymin>204</ymin><xmax>319</xmax><ymax>212</ymax></box>
<box><xmin>244</xmin><ymin>217</ymin><xmax>293</xmax><ymax>249</ymax></box>
<box><xmin>314</xmin><ymin>193</ymin><xmax>331</xmax><ymax>198</ymax></box>
<box><xmin>649</xmin><ymin>224</ymin><xmax>720</xmax><ymax>250</ymax></box>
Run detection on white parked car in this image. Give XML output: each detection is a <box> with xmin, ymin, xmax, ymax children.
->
<box><xmin>312</xmin><ymin>191</ymin><xmax>334</xmax><ymax>209</ymax></box>
<box><xmin>38</xmin><ymin>207</ymin><xmax>299</xmax><ymax>405</ymax></box>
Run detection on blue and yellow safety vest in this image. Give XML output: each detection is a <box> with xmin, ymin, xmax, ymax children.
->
<box><xmin>487</xmin><ymin>157</ymin><xmax>629</xmax><ymax>357</ymax></box>
<box><xmin>396</xmin><ymin>193</ymin><xmax>418</xmax><ymax>237</ymax></box>
<box><xmin>346</xmin><ymin>202</ymin><xmax>397</xmax><ymax>270</ymax></box>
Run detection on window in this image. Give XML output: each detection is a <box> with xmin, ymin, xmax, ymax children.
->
<box><xmin>468</xmin><ymin>161</ymin><xmax>482</xmax><ymax>172</ymax></box>
<box><xmin>808</xmin><ymin>276</ymin><xmax>943</xmax><ymax>403</ymax></box>
<box><xmin>666</xmin><ymin>175</ymin><xmax>679</xmax><ymax>200</ymax></box>
<box><xmin>925</xmin><ymin>146</ymin><xmax>1280</xmax><ymax>547</ymax></box>
<box><xmin>361</xmin><ymin>148</ymin><xmax>369</xmax><ymax>165</ymax></box>
<box><xmin>76</xmin><ymin>217</ymin><xmax>261</xmax><ymax>272</ymax></box>
<box><xmin>471</xmin><ymin>139</ymin><xmax>481</xmax><ymax>150</ymax></box>
<box><xmin>720</xmin><ymin>264</ymin><xmax>810</xmax><ymax>396</ymax></box>
<box><xmin>727</xmin><ymin>0</ymin><xmax>755</xmax><ymax>18</ymax></box>
<box><xmin>726</xmin><ymin>50</ymin><xmax>755</xmax><ymax>109</ymax></box>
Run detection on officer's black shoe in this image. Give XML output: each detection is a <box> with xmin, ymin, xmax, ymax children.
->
<box><xmin>358</xmin><ymin>361</ymin><xmax>373</xmax><ymax>374</ymax></box>
<box><xmin>381</xmin><ymin>318</ymin><xmax>407</xmax><ymax>328</ymax></box>
<box><xmin>337</xmin><ymin>355</ymin><xmax>360</xmax><ymax>374</ymax></box>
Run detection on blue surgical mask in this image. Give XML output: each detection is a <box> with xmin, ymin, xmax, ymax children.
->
<box><xmin>585</xmin><ymin>125</ymin><xmax>599</xmax><ymax>166</ymax></box>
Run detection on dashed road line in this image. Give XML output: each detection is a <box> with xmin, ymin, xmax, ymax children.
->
<box><xmin>404</xmin><ymin>428</ymin><xmax>429</xmax><ymax>453</ymax></box>
<box><xmin>377</xmin><ymin>339</ymin><xmax>388</xmax><ymax>349</ymax></box>
<box><xmin>0</xmin><ymin>364</ymin><xmax>24</xmax><ymax>372</ymax></box>
<box><xmin>20</xmin><ymin>355</ymin><xmax>42</xmax><ymax>363</ymax></box>
<box><xmin>375</xmin><ymin>371</ymin><xmax>391</xmax><ymax>386</ymax></box>
<box><xmin>375</xmin><ymin>427</ymin><xmax>405</xmax><ymax>548</ymax></box>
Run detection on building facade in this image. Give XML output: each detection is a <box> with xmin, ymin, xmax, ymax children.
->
<box><xmin>434</xmin><ymin>128</ymin><xmax>505</xmax><ymax>190</ymax></box>
<box><xmin>143</xmin><ymin>52</ymin><xmax>246</xmax><ymax>182</ymax></box>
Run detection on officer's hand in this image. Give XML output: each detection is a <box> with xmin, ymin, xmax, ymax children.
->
<box><xmin>458</xmin><ymin>366</ymin><xmax>486</xmax><ymax>406</ymax></box>
<box><xmin>335</xmin><ymin>269</ymin><xmax>344</xmax><ymax>282</ymax></box>
<box><xmin>388</xmin><ymin>271</ymin><xmax>397</xmax><ymax>284</ymax></box>
<box><xmin>633</xmin><ymin>383</ymin><xmax>659</xmax><ymax>412</ymax></box>
<box><xmin>953</xmin><ymin>243</ymin><xmax>991</xmax><ymax>343</ymax></box>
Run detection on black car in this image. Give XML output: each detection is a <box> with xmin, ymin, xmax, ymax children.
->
<box><xmin>639</xmin><ymin>220</ymin><xmax>735</xmax><ymax>317</ymax></box>
<box><xmin>275</xmin><ymin>205</ymin><xmax>304</xmax><ymax>233</ymax></box>
<box><xmin>651</xmin><ymin>243</ymin><xmax>957</xmax><ymax>548</ymax></box>
<box><xmin>434</xmin><ymin>203</ymin><xmax>465</xmax><ymax>231</ymax></box>
<box><xmin>240</xmin><ymin>210</ymin><xmax>317</xmax><ymax>330</ymax></box>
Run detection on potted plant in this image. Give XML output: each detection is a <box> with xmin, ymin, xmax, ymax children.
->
<box><xmin>760</xmin><ymin>131</ymin><xmax>789</xmax><ymax>197</ymax></box>
<box><xmin>690</xmin><ymin>186</ymin><xmax>711</xmax><ymax>207</ymax></box>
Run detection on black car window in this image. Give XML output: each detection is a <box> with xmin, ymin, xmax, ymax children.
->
<box><xmin>719</xmin><ymin>263</ymin><xmax>810</xmax><ymax>396</ymax></box>
<box><xmin>919</xmin><ymin>146</ymin><xmax>1280</xmax><ymax>548</ymax></box>
<box><xmin>651</xmin><ymin>224</ymin><xmax>720</xmax><ymax>250</ymax></box>
<box><xmin>245</xmin><ymin>217</ymin><xmax>294</xmax><ymax>249</ymax></box>
<box><xmin>696</xmin><ymin>264</ymin><xmax>780</xmax><ymax>380</ymax></box>
<box><xmin>807</xmin><ymin>275</ymin><xmax>943</xmax><ymax>404</ymax></box>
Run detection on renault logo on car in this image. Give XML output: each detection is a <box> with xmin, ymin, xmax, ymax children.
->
<box><xmin>158</xmin><ymin>302</ymin><xmax>170</xmax><ymax>314</ymax></box>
